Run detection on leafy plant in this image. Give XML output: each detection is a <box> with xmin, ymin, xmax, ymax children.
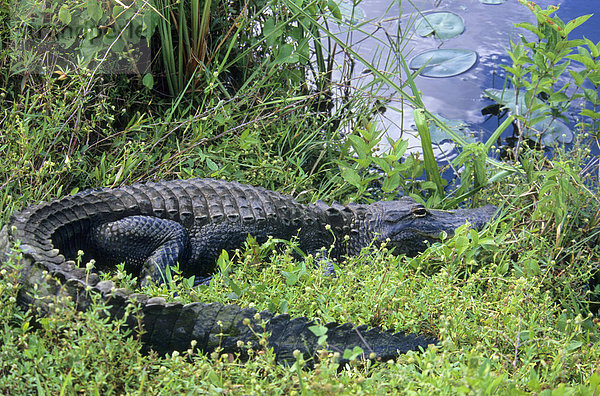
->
<box><xmin>337</xmin><ymin>120</ymin><xmax>427</xmax><ymax>202</ymax></box>
<box><xmin>495</xmin><ymin>1</ymin><xmax>597</xmax><ymax>154</ymax></box>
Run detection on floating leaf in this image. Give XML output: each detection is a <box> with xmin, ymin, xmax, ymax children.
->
<box><xmin>409</xmin><ymin>49</ymin><xmax>477</xmax><ymax>78</ymax></box>
<box><xmin>415</xmin><ymin>12</ymin><xmax>465</xmax><ymax>39</ymax></box>
<box><xmin>530</xmin><ymin>117</ymin><xmax>573</xmax><ymax>146</ymax></box>
<box><xmin>479</xmin><ymin>0</ymin><xmax>506</xmax><ymax>4</ymax></box>
<box><xmin>411</xmin><ymin>113</ymin><xmax>476</xmax><ymax>145</ymax></box>
<box><xmin>427</xmin><ymin>114</ymin><xmax>477</xmax><ymax>145</ymax></box>
<box><xmin>484</xmin><ymin>88</ymin><xmax>574</xmax><ymax>145</ymax></box>
<box><xmin>484</xmin><ymin>88</ymin><xmax>529</xmax><ymax>114</ymax></box>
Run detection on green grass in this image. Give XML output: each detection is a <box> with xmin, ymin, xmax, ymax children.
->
<box><xmin>1</xmin><ymin>0</ymin><xmax>600</xmax><ymax>394</ymax></box>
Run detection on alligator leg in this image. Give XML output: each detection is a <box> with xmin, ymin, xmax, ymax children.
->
<box><xmin>89</xmin><ymin>215</ymin><xmax>190</xmax><ymax>286</ymax></box>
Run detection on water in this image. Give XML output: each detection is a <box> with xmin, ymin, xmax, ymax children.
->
<box><xmin>334</xmin><ymin>0</ymin><xmax>600</xmax><ymax>158</ymax></box>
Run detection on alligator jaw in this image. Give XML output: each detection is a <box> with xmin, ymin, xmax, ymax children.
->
<box><xmin>372</xmin><ymin>201</ymin><xmax>498</xmax><ymax>256</ymax></box>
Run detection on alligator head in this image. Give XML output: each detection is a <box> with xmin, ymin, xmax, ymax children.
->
<box><xmin>368</xmin><ymin>197</ymin><xmax>498</xmax><ymax>256</ymax></box>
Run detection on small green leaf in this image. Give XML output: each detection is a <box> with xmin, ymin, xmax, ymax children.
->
<box><xmin>566</xmin><ymin>53</ymin><xmax>596</xmax><ymax>69</ymax></box>
<box><xmin>308</xmin><ymin>324</ymin><xmax>328</xmax><ymax>337</ymax></box>
<box><xmin>87</xmin><ymin>0</ymin><xmax>103</xmax><ymax>23</ymax></box>
<box><xmin>584</xmin><ymin>38</ymin><xmax>600</xmax><ymax>58</ymax></box>
<box><xmin>372</xmin><ymin>157</ymin><xmax>391</xmax><ymax>174</ymax></box>
<box><xmin>382</xmin><ymin>173</ymin><xmax>401</xmax><ymax>192</ymax></box>
<box><xmin>589</xmin><ymin>70</ymin><xmax>600</xmax><ymax>86</ymax></box>
<box><xmin>58</xmin><ymin>5</ymin><xmax>71</xmax><ymax>25</ymax></box>
<box><xmin>347</xmin><ymin>135</ymin><xmax>369</xmax><ymax>157</ymax></box>
<box><xmin>589</xmin><ymin>373</ymin><xmax>600</xmax><ymax>390</ymax></box>
<box><xmin>206</xmin><ymin>157</ymin><xmax>218</xmax><ymax>171</ymax></box>
<box><xmin>275</xmin><ymin>44</ymin><xmax>295</xmax><ymax>64</ymax></box>
<box><xmin>454</xmin><ymin>235</ymin><xmax>469</xmax><ymax>255</ymax></box>
<box><xmin>515</xmin><ymin>22</ymin><xmax>543</xmax><ymax>40</ymax></box>
<box><xmin>390</xmin><ymin>138</ymin><xmax>408</xmax><ymax>159</ymax></box>
<box><xmin>528</xmin><ymin>368</ymin><xmax>541</xmax><ymax>392</ymax></box>
<box><xmin>584</xmin><ymin>88</ymin><xmax>599</xmax><ymax>104</ymax></box>
<box><xmin>564</xmin><ymin>14</ymin><xmax>592</xmax><ymax>36</ymax></box>
<box><xmin>142</xmin><ymin>73</ymin><xmax>154</xmax><ymax>89</ymax></box>
<box><xmin>469</xmin><ymin>229</ymin><xmax>479</xmax><ymax>245</ymax></box>
<box><xmin>548</xmin><ymin>92</ymin><xmax>569</xmax><ymax>104</ymax></box>
<box><xmin>112</xmin><ymin>5</ymin><xmax>124</xmax><ymax>18</ymax></box>
<box><xmin>566</xmin><ymin>340</ymin><xmax>582</xmax><ymax>352</ymax></box>
<box><xmin>228</xmin><ymin>279</ymin><xmax>243</xmax><ymax>298</ymax></box>
<box><xmin>581</xmin><ymin>109</ymin><xmax>600</xmax><ymax>119</ymax></box>
<box><xmin>58</xmin><ymin>26</ymin><xmax>78</xmax><ymax>48</ymax></box>
<box><xmin>569</xmin><ymin>70</ymin><xmax>585</xmax><ymax>87</ymax></box>
<box><xmin>495</xmin><ymin>261</ymin><xmax>509</xmax><ymax>275</ymax></box>
<box><xmin>327</xmin><ymin>0</ymin><xmax>342</xmax><ymax>20</ymax></box>
<box><xmin>341</xmin><ymin>167</ymin><xmax>362</xmax><ymax>188</ymax></box>
<box><xmin>327</xmin><ymin>0</ymin><xmax>365</xmax><ymax>24</ymax></box>
<box><xmin>263</xmin><ymin>18</ymin><xmax>281</xmax><ymax>46</ymax></box>
<box><xmin>342</xmin><ymin>346</ymin><xmax>363</xmax><ymax>360</ymax></box>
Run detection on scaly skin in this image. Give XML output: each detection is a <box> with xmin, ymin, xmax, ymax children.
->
<box><xmin>0</xmin><ymin>178</ymin><xmax>496</xmax><ymax>363</ymax></box>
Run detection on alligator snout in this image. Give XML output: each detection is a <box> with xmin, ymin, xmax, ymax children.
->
<box><xmin>375</xmin><ymin>200</ymin><xmax>498</xmax><ymax>256</ymax></box>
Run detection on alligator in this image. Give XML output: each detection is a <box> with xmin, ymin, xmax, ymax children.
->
<box><xmin>0</xmin><ymin>178</ymin><xmax>497</xmax><ymax>364</ymax></box>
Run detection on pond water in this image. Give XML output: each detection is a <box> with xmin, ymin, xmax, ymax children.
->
<box><xmin>333</xmin><ymin>0</ymin><xmax>600</xmax><ymax>159</ymax></box>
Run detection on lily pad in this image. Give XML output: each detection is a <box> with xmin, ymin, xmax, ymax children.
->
<box><xmin>409</xmin><ymin>49</ymin><xmax>477</xmax><ymax>78</ymax></box>
<box><xmin>425</xmin><ymin>114</ymin><xmax>477</xmax><ymax>145</ymax></box>
<box><xmin>484</xmin><ymin>88</ymin><xmax>573</xmax><ymax>145</ymax></box>
<box><xmin>531</xmin><ymin>118</ymin><xmax>573</xmax><ymax>146</ymax></box>
<box><xmin>479</xmin><ymin>0</ymin><xmax>506</xmax><ymax>4</ymax></box>
<box><xmin>484</xmin><ymin>88</ymin><xmax>530</xmax><ymax>115</ymax></box>
<box><xmin>415</xmin><ymin>12</ymin><xmax>465</xmax><ymax>39</ymax></box>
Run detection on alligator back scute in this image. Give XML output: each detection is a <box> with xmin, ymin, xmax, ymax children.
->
<box><xmin>133</xmin><ymin>184</ymin><xmax>166</xmax><ymax>218</ymax></box>
<box><xmin>123</xmin><ymin>184</ymin><xmax>155</xmax><ymax>217</ymax></box>
<box><xmin>242</xmin><ymin>185</ymin><xmax>268</xmax><ymax>223</ymax></box>
<box><xmin>210</xmin><ymin>305</ymin><xmax>264</xmax><ymax>354</ymax></box>
<box><xmin>171</xmin><ymin>184</ymin><xmax>194</xmax><ymax>226</ymax></box>
<box><xmin>111</xmin><ymin>188</ymin><xmax>144</xmax><ymax>215</ymax></box>
<box><xmin>216</xmin><ymin>182</ymin><xmax>242</xmax><ymax>222</ymax></box>
<box><xmin>160</xmin><ymin>183</ymin><xmax>183</xmax><ymax>220</ymax></box>
<box><xmin>179</xmin><ymin>182</ymin><xmax>209</xmax><ymax>227</ymax></box>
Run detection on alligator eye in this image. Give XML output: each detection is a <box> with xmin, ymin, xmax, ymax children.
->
<box><xmin>412</xmin><ymin>207</ymin><xmax>428</xmax><ymax>217</ymax></box>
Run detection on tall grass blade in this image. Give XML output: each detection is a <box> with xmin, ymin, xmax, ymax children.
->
<box><xmin>414</xmin><ymin>108</ymin><xmax>445</xmax><ymax>199</ymax></box>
